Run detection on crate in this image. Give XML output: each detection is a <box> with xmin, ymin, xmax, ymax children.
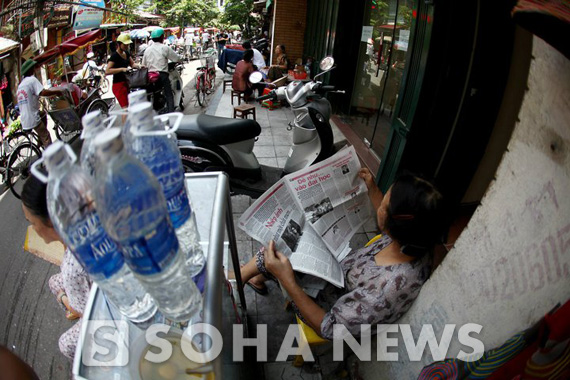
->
<box><xmin>200</xmin><ymin>53</ymin><xmax>215</xmax><ymax>68</ymax></box>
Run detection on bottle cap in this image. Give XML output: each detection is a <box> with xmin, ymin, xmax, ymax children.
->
<box><xmin>94</xmin><ymin>127</ymin><xmax>124</xmax><ymax>159</ymax></box>
<box><xmin>81</xmin><ymin>110</ymin><xmax>104</xmax><ymax>139</ymax></box>
<box><xmin>129</xmin><ymin>102</ymin><xmax>154</xmax><ymax>132</ymax></box>
<box><xmin>43</xmin><ymin>141</ymin><xmax>74</xmax><ymax>173</ymax></box>
<box><xmin>128</xmin><ymin>90</ymin><xmax>147</xmax><ymax>107</ymax></box>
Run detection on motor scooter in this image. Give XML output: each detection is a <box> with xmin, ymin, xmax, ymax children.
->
<box><xmin>175</xmin><ymin>57</ymin><xmax>345</xmax><ymax>197</ymax></box>
<box><xmin>128</xmin><ymin>61</ymin><xmax>185</xmax><ymax>113</ymax></box>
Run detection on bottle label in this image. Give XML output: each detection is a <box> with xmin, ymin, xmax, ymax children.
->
<box><xmin>66</xmin><ymin>212</ymin><xmax>124</xmax><ymax>279</ymax></box>
<box><xmin>166</xmin><ymin>184</ymin><xmax>192</xmax><ymax>229</ymax></box>
<box><xmin>121</xmin><ymin>217</ymin><xmax>179</xmax><ymax>275</ymax></box>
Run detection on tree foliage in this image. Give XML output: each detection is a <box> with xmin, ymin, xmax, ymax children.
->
<box><xmin>107</xmin><ymin>0</ymin><xmax>146</xmax><ymax>24</ymax></box>
<box><xmin>222</xmin><ymin>0</ymin><xmax>258</xmax><ymax>37</ymax></box>
<box><xmin>152</xmin><ymin>0</ymin><xmax>219</xmax><ymax>27</ymax></box>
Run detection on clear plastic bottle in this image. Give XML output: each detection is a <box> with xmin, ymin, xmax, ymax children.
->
<box><xmin>79</xmin><ymin>110</ymin><xmax>106</xmax><ymax>178</ymax></box>
<box><xmin>93</xmin><ymin>128</ymin><xmax>201</xmax><ymax>322</ymax></box>
<box><xmin>35</xmin><ymin>141</ymin><xmax>157</xmax><ymax>322</ymax></box>
<box><xmin>127</xmin><ymin>102</ymin><xmax>205</xmax><ymax>277</ymax></box>
<box><xmin>122</xmin><ymin>89</ymin><xmax>149</xmax><ymax>145</ymax></box>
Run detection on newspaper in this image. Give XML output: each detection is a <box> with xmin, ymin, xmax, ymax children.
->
<box><xmin>238</xmin><ymin>146</ymin><xmax>372</xmax><ymax>288</ymax></box>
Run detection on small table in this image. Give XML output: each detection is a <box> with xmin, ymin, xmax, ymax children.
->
<box><xmin>73</xmin><ymin>173</ymin><xmax>249</xmax><ymax>380</ymax></box>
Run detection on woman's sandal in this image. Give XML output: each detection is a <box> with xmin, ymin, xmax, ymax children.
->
<box><xmin>65</xmin><ymin>309</ymin><xmax>79</xmax><ymax>321</ymax></box>
<box><xmin>246</xmin><ymin>281</ymin><xmax>268</xmax><ymax>296</ymax></box>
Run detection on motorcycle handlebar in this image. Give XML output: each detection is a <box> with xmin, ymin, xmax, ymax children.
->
<box><xmin>256</xmin><ymin>93</ymin><xmax>276</xmax><ymax>101</ymax></box>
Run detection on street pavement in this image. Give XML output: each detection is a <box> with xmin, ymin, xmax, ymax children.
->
<box><xmin>0</xmin><ymin>58</ymin><xmax>223</xmax><ymax>378</ymax></box>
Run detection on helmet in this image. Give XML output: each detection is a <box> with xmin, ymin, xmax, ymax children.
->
<box><xmin>150</xmin><ymin>28</ymin><xmax>164</xmax><ymax>39</ymax></box>
<box><xmin>117</xmin><ymin>33</ymin><xmax>132</xmax><ymax>45</ymax></box>
<box><xmin>86</xmin><ymin>52</ymin><xmax>95</xmax><ymax>59</ymax></box>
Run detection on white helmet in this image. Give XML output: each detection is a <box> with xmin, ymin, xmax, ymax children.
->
<box><xmin>86</xmin><ymin>52</ymin><xmax>95</xmax><ymax>59</ymax></box>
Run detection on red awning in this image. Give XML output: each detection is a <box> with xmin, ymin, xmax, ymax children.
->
<box><xmin>33</xmin><ymin>29</ymin><xmax>103</xmax><ymax>65</ymax></box>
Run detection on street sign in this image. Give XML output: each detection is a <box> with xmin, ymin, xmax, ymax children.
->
<box><xmin>73</xmin><ymin>0</ymin><xmax>105</xmax><ymax>31</ymax></box>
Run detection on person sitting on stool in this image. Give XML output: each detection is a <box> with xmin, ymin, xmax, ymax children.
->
<box><xmin>233</xmin><ymin>50</ymin><xmax>267</xmax><ymax>101</ymax></box>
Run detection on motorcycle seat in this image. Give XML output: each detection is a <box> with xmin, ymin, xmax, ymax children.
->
<box><xmin>177</xmin><ymin>114</ymin><xmax>261</xmax><ymax>145</ymax></box>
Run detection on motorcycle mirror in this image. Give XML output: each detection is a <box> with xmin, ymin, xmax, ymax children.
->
<box><xmin>249</xmin><ymin>71</ymin><xmax>263</xmax><ymax>84</ymax></box>
<box><xmin>319</xmin><ymin>56</ymin><xmax>335</xmax><ymax>71</ymax></box>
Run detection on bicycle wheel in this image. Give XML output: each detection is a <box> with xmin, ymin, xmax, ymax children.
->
<box><xmin>196</xmin><ymin>73</ymin><xmax>207</xmax><ymax>107</ymax></box>
<box><xmin>54</xmin><ymin>123</ymin><xmax>81</xmax><ymax>143</ymax></box>
<box><xmin>208</xmin><ymin>69</ymin><xmax>216</xmax><ymax>91</ymax></box>
<box><xmin>6</xmin><ymin>142</ymin><xmax>42</xmax><ymax>199</ymax></box>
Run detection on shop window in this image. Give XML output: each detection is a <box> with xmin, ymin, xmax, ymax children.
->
<box><xmin>338</xmin><ymin>0</ymin><xmax>414</xmax><ymax>161</ymax></box>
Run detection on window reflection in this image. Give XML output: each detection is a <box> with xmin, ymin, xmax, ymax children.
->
<box><xmin>340</xmin><ymin>0</ymin><xmax>414</xmax><ymax>159</ymax></box>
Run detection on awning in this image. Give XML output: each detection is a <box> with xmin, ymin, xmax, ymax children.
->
<box><xmin>0</xmin><ymin>37</ymin><xmax>19</xmax><ymax>56</ymax></box>
<box><xmin>33</xmin><ymin>29</ymin><xmax>103</xmax><ymax>65</ymax></box>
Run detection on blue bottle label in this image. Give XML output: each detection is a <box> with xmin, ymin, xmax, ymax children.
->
<box><xmin>121</xmin><ymin>217</ymin><xmax>179</xmax><ymax>275</ymax></box>
<box><xmin>66</xmin><ymin>212</ymin><xmax>124</xmax><ymax>279</ymax></box>
<box><xmin>166</xmin><ymin>184</ymin><xmax>192</xmax><ymax>229</ymax></box>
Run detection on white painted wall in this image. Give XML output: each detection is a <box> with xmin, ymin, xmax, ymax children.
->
<box><xmin>354</xmin><ymin>37</ymin><xmax>570</xmax><ymax>379</ymax></box>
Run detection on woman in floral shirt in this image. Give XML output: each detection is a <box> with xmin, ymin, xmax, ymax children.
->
<box><xmin>21</xmin><ymin>177</ymin><xmax>91</xmax><ymax>359</ymax></box>
<box><xmin>241</xmin><ymin>168</ymin><xmax>446</xmax><ymax>339</ymax></box>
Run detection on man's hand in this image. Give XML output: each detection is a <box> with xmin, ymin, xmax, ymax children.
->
<box><xmin>264</xmin><ymin>240</ymin><xmax>295</xmax><ymax>286</ymax></box>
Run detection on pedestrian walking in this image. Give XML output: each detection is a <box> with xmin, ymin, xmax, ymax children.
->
<box><xmin>105</xmin><ymin>33</ymin><xmax>141</xmax><ymax>108</ymax></box>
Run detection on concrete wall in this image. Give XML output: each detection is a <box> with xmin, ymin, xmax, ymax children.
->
<box><xmin>272</xmin><ymin>0</ymin><xmax>307</xmax><ymax>66</ymax></box>
<box><xmin>355</xmin><ymin>37</ymin><xmax>570</xmax><ymax>379</ymax></box>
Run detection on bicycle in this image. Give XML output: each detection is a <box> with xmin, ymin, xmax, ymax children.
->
<box><xmin>195</xmin><ymin>49</ymin><xmax>217</xmax><ymax>107</ymax></box>
<box><xmin>5</xmin><ymin>136</ymin><xmax>42</xmax><ymax>199</ymax></box>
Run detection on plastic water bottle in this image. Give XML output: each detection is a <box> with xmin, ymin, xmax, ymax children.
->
<box><xmin>80</xmin><ymin>110</ymin><xmax>106</xmax><ymax>178</ymax></box>
<box><xmin>127</xmin><ymin>102</ymin><xmax>205</xmax><ymax>277</ymax></box>
<box><xmin>33</xmin><ymin>141</ymin><xmax>157</xmax><ymax>322</ymax></box>
<box><xmin>93</xmin><ymin>127</ymin><xmax>201</xmax><ymax>322</ymax></box>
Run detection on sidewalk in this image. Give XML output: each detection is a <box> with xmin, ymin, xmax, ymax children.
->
<box><xmin>206</xmin><ymin>86</ymin><xmax>379</xmax><ymax>379</ymax></box>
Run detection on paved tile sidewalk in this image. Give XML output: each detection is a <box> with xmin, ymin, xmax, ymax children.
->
<box><xmin>206</xmin><ymin>86</ymin><xmax>380</xmax><ymax>379</ymax></box>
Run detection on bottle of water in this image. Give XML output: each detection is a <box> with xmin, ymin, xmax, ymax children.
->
<box><xmin>79</xmin><ymin>110</ymin><xmax>106</xmax><ymax>178</ymax></box>
<box><xmin>122</xmin><ymin>89</ymin><xmax>149</xmax><ymax>144</ymax></box>
<box><xmin>35</xmin><ymin>141</ymin><xmax>157</xmax><ymax>323</ymax></box>
<box><xmin>93</xmin><ymin>128</ymin><xmax>201</xmax><ymax>322</ymax></box>
<box><xmin>127</xmin><ymin>102</ymin><xmax>205</xmax><ymax>277</ymax></box>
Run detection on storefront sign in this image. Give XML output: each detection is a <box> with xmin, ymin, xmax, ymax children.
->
<box><xmin>361</xmin><ymin>26</ymin><xmax>373</xmax><ymax>43</ymax></box>
<box><xmin>73</xmin><ymin>0</ymin><xmax>105</xmax><ymax>31</ymax></box>
<box><xmin>46</xmin><ymin>5</ymin><xmax>72</xmax><ymax>29</ymax></box>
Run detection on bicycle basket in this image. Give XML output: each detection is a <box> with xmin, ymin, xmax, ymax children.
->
<box><xmin>200</xmin><ymin>53</ymin><xmax>216</xmax><ymax>68</ymax></box>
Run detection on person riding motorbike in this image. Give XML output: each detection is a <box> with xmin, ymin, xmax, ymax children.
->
<box><xmin>142</xmin><ymin>27</ymin><xmax>182</xmax><ymax>113</ymax></box>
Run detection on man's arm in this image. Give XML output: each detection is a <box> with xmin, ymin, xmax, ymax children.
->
<box><xmin>39</xmin><ymin>88</ymin><xmax>64</xmax><ymax>97</ymax></box>
<box><xmin>166</xmin><ymin>45</ymin><xmax>181</xmax><ymax>63</ymax></box>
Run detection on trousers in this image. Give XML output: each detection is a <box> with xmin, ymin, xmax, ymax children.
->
<box><xmin>159</xmin><ymin>71</ymin><xmax>175</xmax><ymax>113</ymax></box>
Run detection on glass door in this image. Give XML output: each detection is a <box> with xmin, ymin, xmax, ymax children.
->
<box><xmin>346</xmin><ymin>0</ymin><xmax>415</xmax><ymax>158</ymax></box>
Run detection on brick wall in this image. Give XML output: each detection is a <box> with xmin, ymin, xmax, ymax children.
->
<box><xmin>272</xmin><ymin>0</ymin><xmax>307</xmax><ymax>67</ymax></box>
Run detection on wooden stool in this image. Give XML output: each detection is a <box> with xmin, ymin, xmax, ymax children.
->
<box><xmin>231</xmin><ymin>90</ymin><xmax>245</xmax><ymax>105</ymax></box>
<box><xmin>223</xmin><ymin>75</ymin><xmax>233</xmax><ymax>93</ymax></box>
<box><xmin>233</xmin><ymin>104</ymin><xmax>256</xmax><ymax>120</ymax></box>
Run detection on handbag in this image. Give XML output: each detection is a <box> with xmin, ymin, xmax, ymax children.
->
<box><xmin>126</xmin><ymin>68</ymin><xmax>148</xmax><ymax>88</ymax></box>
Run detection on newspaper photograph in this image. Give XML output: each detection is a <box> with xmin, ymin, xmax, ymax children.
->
<box><xmin>238</xmin><ymin>146</ymin><xmax>372</xmax><ymax>288</ymax></box>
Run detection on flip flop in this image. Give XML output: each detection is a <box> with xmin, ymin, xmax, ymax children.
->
<box><xmin>246</xmin><ymin>281</ymin><xmax>268</xmax><ymax>296</ymax></box>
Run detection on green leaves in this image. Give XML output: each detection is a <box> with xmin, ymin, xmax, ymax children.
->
<box><xmin>152</xmin><ymin>0</ymin><xmax>219</xmax><ymax>27</ymax></box>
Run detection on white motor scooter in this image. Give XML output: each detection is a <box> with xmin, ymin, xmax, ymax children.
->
<box><xmin>176</xmin><ymin>57</ymin><xmax>345</xmax><ymax>197</ymax></box>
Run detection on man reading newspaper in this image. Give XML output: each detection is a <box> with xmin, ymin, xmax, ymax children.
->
<box><xmin>239</xmin><ymin>146</ymin><xmax>447</xmax><ymax>339</ymax></box>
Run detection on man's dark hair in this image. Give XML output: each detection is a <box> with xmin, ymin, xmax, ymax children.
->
<box><xmin>242</xmin><ymin>41</ymin><xmax>252</xmax><ymax>50</ymax></box>
<box><xmin>384</xmin><ymin>174</ymin><xmax>446</xmax><ymax>256</ymax></box>
<box><xmin>152</xmin><ymin>36</ymin><xmax>164</xmax><ymax>43</ymax></box>
<box><xmin>243</xmin><ymin>49</ymin><xmax>254</xmax><ymax>63</ymax></box>
<box><xmin>21</xmin><ymin>175</ymin><xmax>50</xmax><ymax>225</ymax></box>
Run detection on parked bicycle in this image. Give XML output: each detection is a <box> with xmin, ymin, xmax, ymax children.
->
<box><xmin>195</xmin><ymin>49</ymin><xmax>217</xmax><ymax>107</ymax></box>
